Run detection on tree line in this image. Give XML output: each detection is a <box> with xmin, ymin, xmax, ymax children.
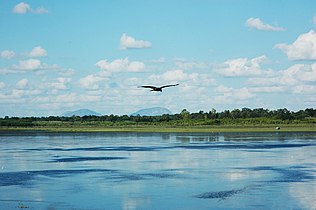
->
<box><xmin>0</xmin><ymin>108</ymin><xmax>315</xmax><ymax>127</ymax></box>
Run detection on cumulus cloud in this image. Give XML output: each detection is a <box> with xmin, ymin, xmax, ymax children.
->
<box><xmin>120</xmin><ymin>34</ymin><xmax>152</xmax><ymax>50</ymax></box>
<box><xmin>16</xmin><ymin>78</ymin><xmax>29</xmax><ymax>89</ymax></box>
<box><xmin>255</xmin><ymin>64</ymin><xmax>316</xmax><ymax>86</ymax></box>
<box><xmin>249</xmin><ymin>63</ymin><xmax>316</xmax><ymax>94</ymax></box>
<box><xmin>58</xmin><ymin>69</ymin><xmax>76</xmax><ymax>77</ymax></box>
<box><xmin>46</xmin><ymin>78</ymin><xmax>70</xmax><ymax>90</ymax></box>
<box><xmin>13</xmin><ymin>59</ymin><xmax>42</xmax><ymax>70</ymax></box>
<box><xmin>161</xmin><ymin>69</ymin><xmax>192</xmax><ymax>81</ymax></box>
<box><xmin>286</xmin><ymin>63</ymin><xmax>316</xmax><ymax>82</ymax></box>
<box><xmin>78</xmin><ymin>74</ymin><xmax>108</xmax><ymax>90</ymax></box>
<box><xmin>216</xmin><ymin>85</ymin><xmax>255</xmax><ymax>100</ymax></box>
<box><xmin>33</xmin><ymin>93</ymin><xmax>101</xmax><ymax>107</ymax></box>
<box><xmin>29</xmin><ymin>46</ymin><xmax>47</xmax><ymax>57</ymax></box>
<box><xmin>12</xmin><ymin>2</ymin><xmax>31</xmax><ymax>14</ymax></box>
<box><xmin>217</xmin><ymin>55</ymin><xmax>271</xmax><ymax>77</ymax></box>
<box><xmin>0</xmin><ymin>82</ymin><xmax>5</xmax><ymax>89</ymax></box>
<box><xmin>0</xmin><ymin>59</ymin><xmax>58</xmax><ymax>74</ymax></box>
<box><xmin>275</xmin><ymin>30</ymin><xmax>316</xmax><ymax>60</ymax></box>
<box><xmin>246</xmin><ymin>17</ymin><xmax>285</xmax><ymax>31</ymax></box>
<box><xmin>96</xmin><ymin>57</ymin><xmax>145</xmax><ymax>73</ymax></box>
<box><xmin>148</xmin><ymin>69</ymin><xmax>215</xmax><ymax>86</ymax></box>
<box><xmin>175</xmin><ymin>59</ymin><xmax>208</xmax><ymax>70</ymax></box>
<box><xmin>213</xmin><ymin>86</ymin><xmax>255</xmax><ymax>105</ymax></box>
<box><xmin>250</xmin><ymin>86</ymin><xmax>287</xmax><ymax>93</ymax></box>
<box><xmin>293</xmin><ymin>85</ymin><xmax>316</xmax><ymax>94</ymax></box>
<box><xmin>1</xmin><ymin>50</ymin><xmax>15</xmax><ymax>59</ymax></box>
<box><xmin>12</xmin><ymin>2</ymin><xmax>48</xmax><ymax>14</ymax></box>
<box><xmin>2</xmin><ymin>88</ymin><xmax>42</xmax><ymax>103</ymax></box>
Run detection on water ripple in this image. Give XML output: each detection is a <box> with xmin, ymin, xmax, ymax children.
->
<box><xmin>49</xmin><ymin>156</ymin><xmax>127</xmax><ymax>162</ymax></box>
<box><xmin>195</xmin><ymin>188</ymin><xmax>246</xmax><ymax>200</ymax></box>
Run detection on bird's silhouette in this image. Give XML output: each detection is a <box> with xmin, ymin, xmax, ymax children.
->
<box><xmin>139</xmin><ymin>84</ymin><xmax>179</xmax><ymax>92</ymax></box>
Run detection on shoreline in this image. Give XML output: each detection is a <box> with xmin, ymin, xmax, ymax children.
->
<box><xmin>1</xmin><ymin>124</ymin><xmax>316</xmax><ymax>133</ymax></box>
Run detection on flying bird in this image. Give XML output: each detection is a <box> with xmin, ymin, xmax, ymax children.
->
<box><xmin>139</xmin><ymin>84</ymin><xmax>179</xmax><ymax>92</ymax></box>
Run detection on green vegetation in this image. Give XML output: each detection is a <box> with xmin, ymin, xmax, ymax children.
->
<box><xmin>1</xmin><ymin>108</ymin><xmax>316</xmax><ymax>132</ymax></box>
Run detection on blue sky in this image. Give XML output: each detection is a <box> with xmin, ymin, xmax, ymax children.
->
<box><xmin>0</xmin><ymin>0</ymin><xmax>316</xmax><ymax>117</ymax></box>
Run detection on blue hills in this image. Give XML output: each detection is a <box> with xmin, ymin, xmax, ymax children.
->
<box><xmin>63</xmin><ymin>107</ymin><xmax>172</xmax><ymax>117</ymax></box>
<box><xmin>63</xmin><ymin>109</ymin><xmax>102</xmax><ymax>117</ymax></box>
<box><xmin>131</xmin><ymin>107</ymin><xmax>172</xmax><ymax>116</ymax></box>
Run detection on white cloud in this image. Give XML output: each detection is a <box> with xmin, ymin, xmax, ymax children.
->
<box><xmin>55</xmin><ymin>93</ymin><xmax>77</xmax><ymax>103</ymax></box>
<box><xmin>175</xmin><ymin>59</ymin><xmax>208</xmax><ymax>70</ymax></box>
<box><xmin>11</xmin><ymin>88</ymin><xmax>41</xmax><ymax>98</ymax></box>
<box><xmin>246</xmin><ymin>17</ymin><xmax>285</xmax><ymax>31</ymax></box>
<box><xmin>13</xmin><ymin>59</ymin><xmax>42</xmax><ymax>70</ymax></box>
<box><xmin>248</xmin><ymin>77</ymin><xmax>275</xmax><ymax>86</ymax></box>
<box><xmin>0</xmin><ymin>82</ymin><xmax>5</xmax><ymax>89</ymax></box>
<box><xmin>148</xmin><ymin>69</ymin><xmax>215</xmax><ymax>85</ymax></box>
<box><xmin>80</xmin><ymin>94</ymin><xmax>102</xmax><ymax>102</ymax></box>
<box><xmin>250</xmin><ymin>86</ymin><xmax>287</xmax><ymax>93</ymax></box>
<box><xmin>78</xmin><ymin>74</ymin><xmax>108</xmax><ymax>90</ymax></box>
<box><xmin>33</xmin><ymin>93</ymin><xmax>101</xmax><ymax>107</ymax></box>
<box><xmin>96</xmin><ymin>57</ymin><xmax>145</xmax><ymax>73</ymax></box>
<box><xmin>213</xmin><ymin>86</ymin><xmax>255</xmax><ymax>105</ymax></box>
<box><xmin>287</xmin><ymin>63</ymin><xmax>316</xmax><ymax>82</ymax></box>
<box><xmin>12</xmin><ymin>2</ymin><xmax>48</xmax><ymax>14</ymax></box>
<box><xmin>29</xmin><ymin>46</ymin><xmax>47</xmax><ymax>57</ymax></box>
<box><xmin>1</xmin><ymin>50</ymin><xmax>15</xmax><ymax>59</ymax></box>
<box><xmin>0</xmin><ymin>59</ymin><xmax>59</xmax><ymax>74</ymax></box>
<box><xmin>16</xmin><ymin>78</ymin><xmax>29</xmax><ymax>89</ymax></box>
<box><xmin>293</xmin><ymin>85</ymin><xmax>316</xmax><ymax>94</ymax></box>
<box><xmin>217</xmin><ymin>55</ymin><xmax>271</xmax><ymax>77</ymax></box>
<box><xmin>58</xmin><ymin>69</ymin><xmax>76</xmax><ymax>77</ymax></box>
<box><xmin>33</xmin><ymin>7</ymin><xmax>48</xmax><ymax>14</ymax></box>
<box><xmin>12</xmin><ymin>2</ymin><xmax>31</xmax><ymax>14</ymax></box>
<box><xmin>267</xmin><ymin>64</ymin><xmax>316</xmax><ymax>86</ymax></box>
<box><xmin>46</xmin><ymin>78</ymin><xmax>70</xmax><ymax>90</ymax></box>
<box><xmin>0</xmin><ymin>92</ymin><xmax>25</xmax><ymax>104</ymax></box>
<box><xmin>276</xmin><ymin>30</ymin><xmax>316</xmax><ymax>60</ymax></box>
<box><xmin>120</xmin><ymin>34</ymin><xmax>152</xmax><ymax>50</ymax></box>
<box><xmin>162</xmin><ymin>69</ymin><xmax>191</xmax><ymax>81</ymax></box>
<box><xmin>249</xmin><ymin>63</ymin><xmax>316</xmax><ymax>95</ymax></box>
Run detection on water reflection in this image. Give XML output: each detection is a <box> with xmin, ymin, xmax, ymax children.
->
<box><xmin>0</xmin><ymin>131</ymin><xmax>315</xmax><ymax>209</ymax></box>
<box><xmin>176</xmin><ymin>135</ymin><xmax>220</xmax><ymax>143</ymax></box>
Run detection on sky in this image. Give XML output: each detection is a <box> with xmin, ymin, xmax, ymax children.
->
<box><xmin>0</xmin><ymin>0</ymin><xmax>316</xmax><ymax>117</ymax></box>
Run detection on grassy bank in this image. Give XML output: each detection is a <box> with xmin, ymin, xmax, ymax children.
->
<box><xmin>1</xmin><ymin>124</ymin><xmax>315</xmax><ymax>133</ymax></box>
<box><xmin>1</xmin><ymin>112</ymin><xmax>316</xmax><ymax>133</ymax></box>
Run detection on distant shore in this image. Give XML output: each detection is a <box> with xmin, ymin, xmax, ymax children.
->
<box><xmin>1</xmin><ymin>108</ymin><xmax>316</xmax><ymax>133</ymax></box>
<box><xmin>1</xmin><ymin>124</ymin><xmax>315</xmax><ymax>133</ymax></box>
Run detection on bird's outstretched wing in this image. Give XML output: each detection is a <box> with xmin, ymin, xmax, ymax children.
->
<box><xmin>139</xmin><ymin>85</ymin><xmax>156</xmax><ymax>89</ymax></box>
<box><xmin>160</xmin><ymin>84</ymin><xmax>179</xmax><ymax>89</ymax></box>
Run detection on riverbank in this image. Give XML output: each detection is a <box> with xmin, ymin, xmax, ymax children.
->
<box><xmin>1</xmin><ymin>124</ymin><xmax>315</xmax><ymax>133</ymax></box>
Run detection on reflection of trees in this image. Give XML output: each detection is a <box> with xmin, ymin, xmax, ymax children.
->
<box><xmin>222</xmin><ymin>132</ymin><xmax>316</xmax><ymax>141</ymax></box>
<box><xmin>176</xmin><ymin>135</ymin><xmax>220</xmax><ymax>143</ymax></box>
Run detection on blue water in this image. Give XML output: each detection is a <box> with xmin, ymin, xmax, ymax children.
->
<box><xmin>0</xmin><ymin>131</ymin><xmax>315</xmax><ymax>209</ymax></box>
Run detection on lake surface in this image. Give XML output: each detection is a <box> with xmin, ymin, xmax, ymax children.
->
<box><xmin>0</xmin><ymin>131</ymin><xmax>315</xmax><ymax>210</ymax></box>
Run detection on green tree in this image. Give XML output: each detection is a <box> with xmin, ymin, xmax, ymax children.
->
<box><xmin>180</xmin><ymin>109</ymin><xmax>190</xmax><ymax>120</ymax></box>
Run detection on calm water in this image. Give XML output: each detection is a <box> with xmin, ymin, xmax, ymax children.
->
<box><xmin>0</xmin><ymin>131</ymin><xmax>315</xmax><ymax>210</ymax></box>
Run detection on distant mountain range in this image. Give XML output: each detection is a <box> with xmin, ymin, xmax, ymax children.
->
<box><xmin>63</xmin><ymin>109</ymin><xmax>102</xmax><ymax>117</ymax></box>
<box><xmin>131</xmin><ymin>107</ymin><xmax>172</xmax><ymax>116</ymax></box>
<box><xmin>63</xmin><ymin>107</ymin><xmax>172</xmax><ymax>117</ymax></box>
